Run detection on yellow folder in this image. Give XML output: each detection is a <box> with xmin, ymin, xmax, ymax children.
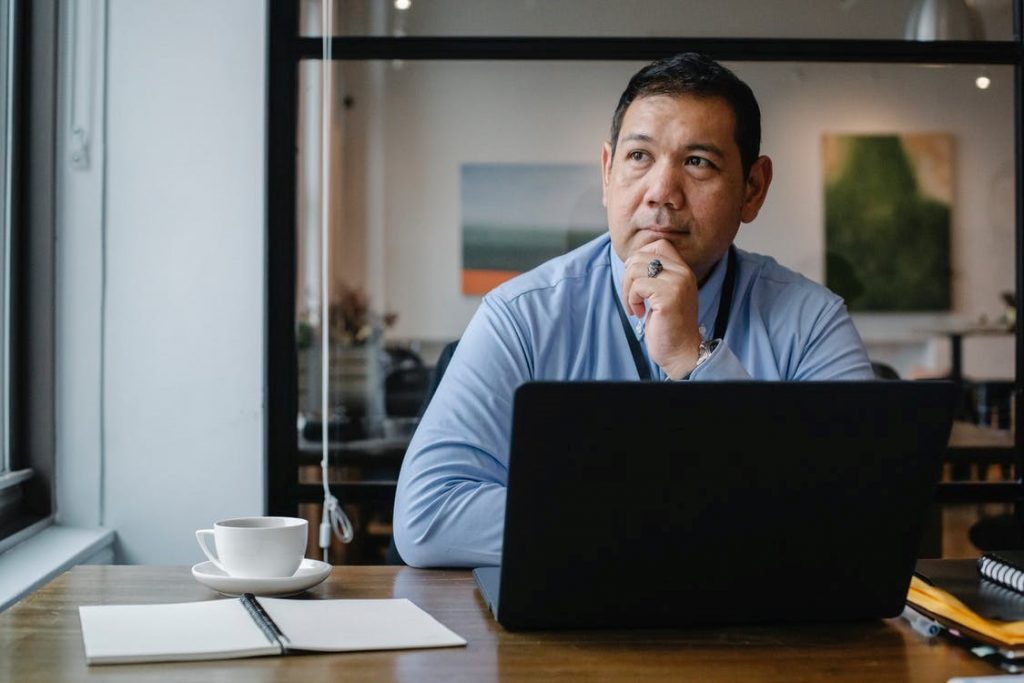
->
<box><xmin>907</xmin><ymin>576</ymin><xmax>1024</xmax><ymax>647</ymax></box>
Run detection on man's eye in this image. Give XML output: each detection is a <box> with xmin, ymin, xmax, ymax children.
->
<box><xmin>685</xmin><ymin>156</ymin><xmax>711</xmax><ymax>168</ymax></box>
<box><xmin>627</xmin><ymin>150</ymin><xmax>648</xmax><ymax>162</ymax></box>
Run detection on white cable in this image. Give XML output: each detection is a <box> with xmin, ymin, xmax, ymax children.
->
<box><xmin>319</xmin><ymin>0</ymin><xmax>353</xmax><ymax>563</ymax></box>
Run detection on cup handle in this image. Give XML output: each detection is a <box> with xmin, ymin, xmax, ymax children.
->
<box><xmin>195</xmin><ymin>529</ymin><xmax>226</xmax><ymax>573</ymax></box>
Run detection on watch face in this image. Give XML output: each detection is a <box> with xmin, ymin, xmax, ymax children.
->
<box><xmin>695</xmin><ymin>339</ymin><xmax>716</xmax><ymax>367</ymax></box>
<box><xmin>696</xmin><ymin>343</ymin><xmax>709</xmax><ymax>365</ymax></box>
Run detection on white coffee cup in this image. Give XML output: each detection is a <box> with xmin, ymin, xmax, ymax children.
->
<box><xmin>195</xmin><ymin>516</ymin><xmax>308</xmax><ymax>578</ymax></box>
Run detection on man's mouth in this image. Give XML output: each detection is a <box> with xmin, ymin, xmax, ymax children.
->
<box><xmin>639</xmin><ymin>225</ymin><xmax>688</xmax><ymax>236</ymax></box>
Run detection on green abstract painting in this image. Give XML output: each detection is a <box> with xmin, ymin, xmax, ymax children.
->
<box><xmin>824</xmin><ymin>134</ymin><xmax>952</xmax><ymax>311</ymax></box>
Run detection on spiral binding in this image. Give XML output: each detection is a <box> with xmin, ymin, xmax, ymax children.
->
<box><xmin>979</xmin><ymin>555</ymin><xmax>1024</xmax><ymax>593</ymax></box>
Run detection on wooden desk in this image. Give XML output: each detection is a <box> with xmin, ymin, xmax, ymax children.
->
<box><xmin>0</xmin><ymin>564</ymin><xmax>998</xmax><ymax>682</ymax></box>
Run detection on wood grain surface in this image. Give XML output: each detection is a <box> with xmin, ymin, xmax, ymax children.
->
<box><xmin>0</xmin><ymin>564</ymin><xmax>997</xmax><ymax>682</ymax></box>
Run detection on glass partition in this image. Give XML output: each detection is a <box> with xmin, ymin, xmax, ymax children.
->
<box><xmin>296</xmin><ymin>59</ymin><xmax>1015</xmax><ymax>383</ymax></box>
<box><xmin>271</xmin><ymin>0</ymin><xmax>1023</xmax><ymax>562</ymax></box>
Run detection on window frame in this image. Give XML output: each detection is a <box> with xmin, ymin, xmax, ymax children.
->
<box><xmin>1</xmin><ymin>0</ymin><xmax>12</xmax><ymax>476</ymax></box>
<box><xmin>0</xmin><ymin>0</ymin><xmax>114</xmax><ymax>612</ymax></box>
<box><xmin>0</xmin><ymin>0</ymin><xmax>57</xmax><ymax>548</ymax></box>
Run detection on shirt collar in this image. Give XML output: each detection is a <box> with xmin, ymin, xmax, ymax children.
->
<box><xmin>609</xmin><ymin>242</ymin><xmax>729</xmax><ymax>340</ymax></box>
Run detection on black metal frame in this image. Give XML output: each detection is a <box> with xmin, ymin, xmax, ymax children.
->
<box><xmin>296</xmin><ymin>36</ymin><xmax>1022</xmax><ymax>63</ymax></box>
<box><xmin>8</xmin><ymin>0</ymin><xmax>25</xmax><ymax>477</ymax></box>
<box><xmin>4</xmin><ymin>0</ymin><xmax>56</xmax><ymax>534</ymax></box>
<box><xmin>265</xmin><ymin>1</ymin><xmax>300</xmax><ymax>518</ymax></box>
<box><xmin>266</xmin><ymin>3</ymin><xmax>1024</xmax><ymax>516</ymax></box>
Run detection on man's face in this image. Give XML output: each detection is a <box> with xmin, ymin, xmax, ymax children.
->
<box><xmin>601</xmin><ymin>94</ymin><xmax>770</xmax><ymax>281</ymax></box>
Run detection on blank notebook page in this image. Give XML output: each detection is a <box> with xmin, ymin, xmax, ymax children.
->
<box><xmin>260</xmin><ymin>598</ymin><xmax>467</xmax><ymax>652</ymax></box>
<box><xmin>79</xmin><ymin>599</ymin><xmax>279</xmax><ymax>663</ymax></box>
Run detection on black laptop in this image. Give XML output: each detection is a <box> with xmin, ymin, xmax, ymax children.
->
<box><xmin>474</xmin><ymin>380</ymin><xmax>959</xmax><ymax>631</ymax></box>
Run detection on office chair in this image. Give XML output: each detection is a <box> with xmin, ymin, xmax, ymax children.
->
<box><xmin>963</xmin><ymin>379</ymin><xmax>1021</xmax><ymax>551</ymax></box>
<box><xmin>384</xmin><ymin>350</ymin><xmax>431</xmax><ymax>418</ymax></box>
<box><xmin>871</xmin><ymin>361</ymin><xmax>900</xmax><ymax>380</ymax></box>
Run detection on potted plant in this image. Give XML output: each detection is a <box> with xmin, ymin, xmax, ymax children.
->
<box><xmin>297</xmin><ymin>284</ymin><xmax>396</xmax><ymax>440</ymax></box>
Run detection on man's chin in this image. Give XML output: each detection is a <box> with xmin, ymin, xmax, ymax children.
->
<box><xmin>630</xmin><ymin>232</ymin><xmax>689</xmax><ymax>258</ymax></box>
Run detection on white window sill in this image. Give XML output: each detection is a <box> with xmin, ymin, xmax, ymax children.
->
<box><xmin>0</xmin><ymin>524</ymin><xmax>115</xmax><ymax>612</ymax></box>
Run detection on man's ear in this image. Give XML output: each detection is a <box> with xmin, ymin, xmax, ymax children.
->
<box><xmin>740</xmin><ymin>155</ymin><xmax>773</xmax><ymax>224</ymax></box>
<box><xmin>600</xmin><ymin>142</ymin><xmax>613</xmax><ymax>208</ymax></box>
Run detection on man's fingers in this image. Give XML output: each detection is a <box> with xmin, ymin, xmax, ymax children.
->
<box><xmin>622</xmin><ymin>260</ymin><xmax>660</xmax><ymax>317</ymax></box>
<box><xmin>627</xmin><ymin>276</ymin><xmax>657</xmax><ymax>310</ymax></box>
<box><xmin>622</xmin><ymin>238</ymin><xmax>696</xmax><ymax>318</ymax></box>
<box><xmin>622</xmin><ymin>255</ymin><xmax>698</xmax><ymax>318</ymax></box>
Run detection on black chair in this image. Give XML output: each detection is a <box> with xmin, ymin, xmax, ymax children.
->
<box><xmin>962</xmin><ymin>379</ymin><xmax>1021</xmax><ymax>551</ymax></box>
<box><xmin>385</xmin><ymin>368</ymin><xmax>431</xmax><ymax>418</ymax></box>
<box><xmin>383</xmin><ymin>347</ymin><xmax>429</xmax><ymax>418</ymax></box>
<box><xmin>416</xmin><ymin>340</ymin><xmax>459</xmax><ymax>418</ymax></box>
<box><xmin>871</xmin><ymin>361</ymin><xmax>900</xmax><ymax>381</ymax></box>
<box><xmin>386</xmin><ymin>340</ymin><xmax>460</xmax><ymax>565</ymax></box>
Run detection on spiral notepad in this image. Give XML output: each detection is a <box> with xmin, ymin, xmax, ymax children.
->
<box><xmin>978</xmin><ymin>551</ymin><xmax>1024</xmax><ymax>594</ymax></box>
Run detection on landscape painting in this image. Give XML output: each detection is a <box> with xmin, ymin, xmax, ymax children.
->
<box><xmin>461</xmin><ymin>163</ymin><xmax>606</xmax><ymax>295</ymax></box>
<box><xmin>823</xmin><ymin>133</ymin><xmax>952</xmax><ymax>311</ymax></box>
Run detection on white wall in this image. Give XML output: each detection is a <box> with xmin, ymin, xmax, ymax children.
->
<box><xmin>88</xmin><ymin>0</ymin><xmax>265</xmax><ymax>564</ymax></box>
<box><xmin>339</xmin><ymin>1</ymin><xmax>1016</xmax><ymax>380</ymax></box>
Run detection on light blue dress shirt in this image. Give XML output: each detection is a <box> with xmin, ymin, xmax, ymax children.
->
<box><xmin>393</xmin><ymin>234</ymin><xmax>874</xmax><ymax>568</ymax></box>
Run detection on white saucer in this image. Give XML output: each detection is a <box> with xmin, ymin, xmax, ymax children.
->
<box><xmin>191</xmin><ymin>559</ymin><xmax>331</xmax><ymax>597</ymax></box>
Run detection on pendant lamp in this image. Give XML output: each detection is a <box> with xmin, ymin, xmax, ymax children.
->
<box><xmin>904</xmin><ymin>0</ymin><xmax>984</xmax><ymax>40</ymax></box>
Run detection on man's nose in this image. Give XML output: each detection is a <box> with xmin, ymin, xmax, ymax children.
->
<box><xmin>644</xmin><ymin>161</ymin><xmax>685</xmax><ymax>210</ymax></box>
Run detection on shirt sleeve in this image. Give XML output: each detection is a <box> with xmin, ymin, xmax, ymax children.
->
<box><xmin>787</xmin><ymin>297</ymin><xmax>875</xmax><ymax>380</ymax></box>
<box><xmin>689</xmin><ymin>295</ymin><xmax>874</xmax><ymax>381</ymax></box>
<box><xmin>392</xmin><ymin>295</ymin><xmax>530</xmax><ymax>568</ymax></box>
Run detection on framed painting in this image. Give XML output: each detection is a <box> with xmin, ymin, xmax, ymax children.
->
<box><xmin>823</xmin><ymin>133</ymin><xmax>952</xmax><ymax>311</ymax></box>
<box><xmin>461</xmin><ymin>163</ymin><xmax>605</xmax><ymax>295</ymax></box>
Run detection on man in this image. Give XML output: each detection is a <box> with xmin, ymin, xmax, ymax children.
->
<box><xmin>394</xmin><ymin>53</ymin><xmax>874</xmax><ymax>568</ymax></box>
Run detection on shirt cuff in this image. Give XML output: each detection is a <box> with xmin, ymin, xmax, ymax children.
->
<box><xmin>672</xmin><ymin>339</ymin><xmax>751</xmax><ymax>381</ymax></box>
<box><xmin>669</xmin><ymin>339</ymin><xmax>721</xmax><ymax>381</ymax></box>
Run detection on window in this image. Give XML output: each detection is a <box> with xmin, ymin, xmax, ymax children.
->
<box><xmin>0</xmin><ymin>0</ymin><xmax>56</xmax><ymax>549</ymax></box>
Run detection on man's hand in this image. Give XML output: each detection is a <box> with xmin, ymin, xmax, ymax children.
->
<box><xmin>622</xmin><ymin>238</ymin><xmax>704</xmax><ymax>380</ymax></box>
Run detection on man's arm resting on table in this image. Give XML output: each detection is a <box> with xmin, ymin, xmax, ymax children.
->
<box><xmin>393</xmin><ymin>450</ymin><xmax>506</xmax><ymax>568</ymax></box>
<box><xmin>393</xmin><ymin>297</ymin><xmax>528</xmax><ymax>568</ymax></box>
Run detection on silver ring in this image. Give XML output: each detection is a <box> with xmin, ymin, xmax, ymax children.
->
<box><xmin>647</xmin><ymin>259</ymin><xmax>663</xmax><ymax>278</ymax></box>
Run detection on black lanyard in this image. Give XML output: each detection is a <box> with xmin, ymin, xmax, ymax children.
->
<box><xmin>611</xmin><ymin>246</ymin><xmax>737</xmax><ymax>381</ymax></box>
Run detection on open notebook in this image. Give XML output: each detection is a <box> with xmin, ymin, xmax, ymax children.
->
<box><xmin>78</xmin><ymin>594</ymin><xmax>466</xmax><ymax>665</ymax></box>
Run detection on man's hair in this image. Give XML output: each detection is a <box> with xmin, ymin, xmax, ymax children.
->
<box><xmin>609</xmin><ymin>52</ymin><xmax>762</xmax><ymax>177</ymax></box>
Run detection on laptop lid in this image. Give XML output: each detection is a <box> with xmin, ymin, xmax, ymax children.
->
<box><xmin>473</xmin><ymin>567</ymin><xmax>501</xmax><ymax>618</ymax></box>
<box><xmin>491</xmin><ymin>380</ymin><xmax>959</xmax><ymax>631</ymax></box>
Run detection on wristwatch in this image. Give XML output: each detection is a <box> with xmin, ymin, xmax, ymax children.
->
<box><xmin>677</xmin><ymin>339</ymin><xmax>718</xmax><ymax>381</ymax></box>
<box><xmin>694</xmin><ymin>338</ymin><xmax>714</xmax><ymax>368</ymax></box>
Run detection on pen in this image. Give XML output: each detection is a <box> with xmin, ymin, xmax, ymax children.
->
<box><xmin>635</xmin><ymin>308</ymin><xmax>652</xmax><ymax>339</ymax></box>
<box><xmin>901</xmin><ymin>601</ymin><xmax>1024</xmax><ymax>674</ymax></box>
<box><xmin>902</xmin><ymin>604</ymin><xmax>942</xmax><ymax>638</ymax></box>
